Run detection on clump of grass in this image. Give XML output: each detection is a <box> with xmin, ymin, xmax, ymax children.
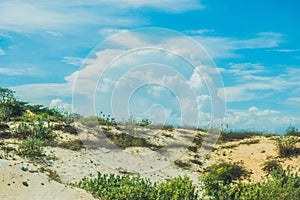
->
<box><xmin>52</xmin><ymin>124</ymin><xmax>77</xmax><ymax>135</ymax></box>
<box><xmin>190</xmin><ymin>159</ymin><xmax>202</xmax><ymax>166</ymax></box>
<box><xmin>218</xmin><ymin>131</ymin><xmax>262</xmax><ymax>143</ymax></box>
<box><xmin>285</xmin><ymin>126</ymin><xmax>300</xmax><ymax>137</ymax></box>
<box><xmin>239</xmin><ymin>139</ymin><xmax>260</xmax><ymax>145</ymax></box>
<box><xmin>104</xmin><ymin>132</ymin><xmax>159</xmax><ymax>150</ymax></box>
<box><xmin>220</xmin><ymin>143</ymin><xmax>239</xmax><ymax>149</ymax></box>
<box><xmin>57</xmin><ymin>139</ymin><xmax>83</xmax><ymax>151</ymax></box>
<box><xmin>200</xmin><ymin>161</ymin><xmax>250</xmax><ymax>197</ymax></box>
<box><xmin>162</xmin><ymin>124</ymin><xmax>174</xmax><ymax>132</ymax></box>
<box><xmin>274</xmin><ymin>136</ymin><xmax>299</xmax><ymax>157</ymax></box>
<box><xmin>13</xmin><ymin>121</ymin><xmax>55</xmax><ymax>140</ymax></box>
<box><xmin>174</xmin><ymin>160</ymin><xmax>191</xmax><ymax>169</ymax></box>
<box><xmin>18</xmin><ymin>137</ymin><xmax>44</xmax><ymax>158</ymax></box>
<box><xmin>0</xmin><ymin>123</ymin><xmax>9</xmax><ymax>130</ymax></box>
<box><xmin>262</xmin><ymin>159</ymin><xmax>281</xmax><ymax>173</ymax></box>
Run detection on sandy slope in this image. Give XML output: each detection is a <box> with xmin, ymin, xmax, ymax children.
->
<box><xmin>0</xmin><ymin>159</ymin><xmax>95</xmax><ymax>200</ymax></box>
<box><xmin>1</xmin><ymin>124</ymin><xmax>300</xmax><ymax>199</ymax></box>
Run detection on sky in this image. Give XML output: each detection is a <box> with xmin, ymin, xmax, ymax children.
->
<box><xmin>0</xmin><ymin>0</ymin><xmax>299</xmax><ymax>133</ymax></box>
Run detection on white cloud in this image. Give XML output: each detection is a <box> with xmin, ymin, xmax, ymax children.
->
<box><xmin>287</xmin><ymin>97</ymin><xmax>300</xmax><ymax>103</ymax></box>
<box><xmin>192</xmin><ymin>32</ymin><xmax>283</xmax><ymax>58</ymax></box>
<box><xmin>62</xmin><ymin>56</ymin><xmax>83</xmax><ymax>66</ymax></box>
<box><xmin>267</xmin><ymin>48</ymin><xmax>299</xmax><ymax>53</ymax></box>
<box><xmin>225</xmin><ymin>107</ymin><xmax>296</xmax><ymax>133</ymax></box>
<box><xmin>0</xmin><ymin>48</ymin><xmax>5</xmax><ymax>55</ymax></box>
<box><xmin>185</xmin><ymin>29</ymin><xmax>215</xmax><ymax>35</ymax></box>
<box><xmin>0</xmin><ymin>67</ymin><xmax>40</xmax><ymax>76</ymax></box>
<box><xmin>49</xmin><ymin>98</ymin><xmax>72</xmax><ymax>113</ymax></box>
<box><xmin>0</xmin><ymin>0</ymin><xmax>204</xmax><ymax>32</ymax></box>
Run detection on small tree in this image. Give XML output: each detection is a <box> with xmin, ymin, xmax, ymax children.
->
<box><xmin>0</xmin><ymin>88</ymin><xmax>16</xmax><ymax>122</ymax></box>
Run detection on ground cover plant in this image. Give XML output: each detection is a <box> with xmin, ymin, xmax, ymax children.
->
<box><xmin>69</xmin><ymin>172</ymin><xmax>198</xmax><ymax>200</ymax></box>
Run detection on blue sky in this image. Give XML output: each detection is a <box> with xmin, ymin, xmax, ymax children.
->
<box><xmin>0</xmin><ymin>0</ymin><xmax>299</xmax><ymax>133</ymax></box>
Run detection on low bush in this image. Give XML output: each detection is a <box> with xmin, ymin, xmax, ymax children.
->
<box><xmin>174</xmin><ymin>160</ymin><xmax>192</xmax><ymax>169</ymax></box>
<box><xmin>0</xmin><ymin>123</ymin><xmax>9</xmax><ymax>130</ymax></box>
<box><xmin>18</xmin><ymin>137</ymin><xmax>44</xmax><ymax>158</ymax></box>
<box><xmin>52</xmin><ymin>124</ymin><xmax>77</xmax><ymax>135</ymax></box>
<box><xmin>14</xmin><ymin>121</ymin><xmax>55</xmax><ymax>140</ymax></box>
<box><xmin>209</xmin><ymin>167</ymin><xmax>300</xmax><ymax>200</ymax></box>
<box><xmin>275</xmin><ymin>136</ymin><xmax>299</xmax><ymax>157</ymax></box>
<box><xmin>218</xmin><ymin>131</ymin><xmax>262</xmax><ymax>143</ymax></box>
<box><xmin>200</xmin><ymin>161</ymin><xmax>250</xmax><ymax>197</ymax></box>
<box><xmin>69</xmin><ymin>173</ymin><xmax>198</xmax><ymax>200</ymax></box>
<box><xmin>286</xmin><ymin>126</ymin><xmax>300</xmax><ymax>137</ymax></box>
<box><xmin>162</xmin><ymin>124</ymin><xmax>174</xmax><ymax>132</ymax></box>
<box><xmin>57</xmin><ymin>139</ymin><xmax>83</xmax><ymax>151</ymax></box>
<box><xmin>262</xmin><ymin>159</ymin><xmax>281</xmax><ymax>173</ymax></box>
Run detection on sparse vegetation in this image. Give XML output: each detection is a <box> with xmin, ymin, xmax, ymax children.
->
<box><xmin>57</xmin><ymin>139</ymin><xmax>84</xmax><ymax>151</ymax></box>
<box><xmin>18</xmin><ymin>137</ymin><xmax>44</xmax><ymax>158</ymax></box>
<box><xmin>262</xmin><ymin>159</ymin><xmax>281</xmax><ymax>173</ymax></box>
<box><xmin>218</xmin><ymin>131</ymin><xmax>263</xmax><ymax>143</ymax></box>
<box><xmin>162</xmin><ymin>124</ymin><xmax>174</xmax><ymax>132</ymax></box>
<box><xmin>286</xmin><ymin>126</ymin><xmax>300</xmax><ymax>137</ymax></box>
<box><xmin>174</xmin><ymin>159</ymin><xmax>192</xmax><ymax>169</ymax></box>
<box><xmin>205</xmin><ymin>167</ymin><xmax>300</xmax><ymax>200</ymax></box>
<box><xmin>275</xmin><ymin>136</ymin><xmax>299</xmax><ymax>157</ymax></box>
<box><xmin>239</xmin><ymin>139</ymin><xmax>260</xmax><ymax>145</ymax></box>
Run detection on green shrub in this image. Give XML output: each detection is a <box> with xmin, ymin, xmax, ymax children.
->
<box><xmin>52</xmin><ymin>124</ymin><xmax>77</xmax><ymax>135</ymax></box>
<box><xmin>212</xmin><ymin>167</ymin><xmax>300</xmax><ymax>200</ymax></box>
<box><xmin>139</xmin><ymin>118</ymin><xmax>151</xmax><ymax>127</ymax></box>
<box><xmin>14</xmin><ymin>121</ymin><xmax>55</xmax><ymax>140</ymax></box>
<box><xmin>218</xmin><ymin>131</ymin><xmax>262</xmax><ymax>143</ymax></box>
<box><xmin>200</xmin><ymin>161</ymin><xmax>250</xmax><ymax>197</ymax></box>
<box><xmin>0</xmin><ymin>123</ymin><xmax>9</xmax><ymax>130</ymax></box>
<box><xmin>174</xmin><ymin>160</ymin><xmax>192</xmax><ymax>169</ymax></box>
<box><xmin>69</xmin><ymin>173</ymin><xmax>198</xmax><ymax>200</ymax></box>
<box><xmin>57</xmin><ymin>139</ymin><xmax>83</xmax><ymax>151</ymax></box>
<box><xmin>18</xmin><ymin>137</ymin><xmax>44</xmax><ymax>158</ymax></box>
<box><xmin>275</xmin><ymin>136</ymin><xmax>299</xmax><ymax>157</ymax></box>
<box><xmin>286</xmin><ymin>126</ymin><xmax>300</xmax><ymax>137</ymax></box>
<box><xmin>162</xmin><ymin>124</ymin><xmax>174</xmax><ymax>132</ymax></box>
<box><xmin>262</xmin><ymin>159</ymin><xmax>281</xmax><ymax>173</ymax></box>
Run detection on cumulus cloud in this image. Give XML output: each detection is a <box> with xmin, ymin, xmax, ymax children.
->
<box><xmin>49</xmin><ymin>98</ymin><xmax>72</xmax><ymax>113</ymax></box>
<box><xmin>225</xmin><ymin>107</ymin><xmax>297</xmax><ymax>133</ymax></box>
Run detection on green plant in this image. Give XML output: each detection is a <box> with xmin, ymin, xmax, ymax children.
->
<box><xmin>162</xmin><ymin>124</ymin><xmax>174</xmax><ymax>132</ymax></box>
<box><xmin>286</xmin><ymin>126</ymin><xmax>300</xmax><ymax>137</ymax></box>
<box><xmin>262</xmin><ymin>159</ymin><xmax>281</xmax><ymax>173</ymax></box>
<box><xmin>239</xmin><ymin>139</ymin><xmax>260</xmax><ymax>145</ymax></box>
<box><xmin>275</xmin><ymin>136</ymin><xmax>299</xmax><ymax>157</ymax></box>
<box><xmin>69</xmin><ymin>172</ymin><xmax>198</xmax><ymax>200</ymax></box>
<box><xmin>174</xmin><ymin>160</ymin><xmax>192</xmax><ymax>169</ymax></box>
<box><xmin>208</xmin><ymin>167</ymin><xmax>300</xmax><ymax>200</ymax></box>
<box><xmin>14</xmin><ymin>121</ymin><xmax>55</xmax><ymax>140</ymax></box>
<box><xmin>52</xmin><ymin>124</ymin><xmax>77</xmax><ymax>135</ymax></box>
<box><xmin>98</xmin><ymin>112</ymin><xmax>117</xmax><ymax>126</ymax></box>
<box><xmin>0</xmin><ymin>123</ymin><xmax>9</xmax><ymax>130</ymax></box>
<box><xmin>218</xmin><ymin>131</ymin><xmax>262</xmax><ymax>143</ymax></box>
<box><xmin>57</xmin><ymin>139</ymin><xmax>83</xmax><ymax>151</ymax></box>
<box><xmin>200</xmin><ymin>161</ymin><xmax>250</xmax><ymax>197</ymax></box>
<box><xmin>18</xmin><ymin>137</ymin><xmax>44</xmax><ymax>158</ymax></box>
<box><xmin>139</xmin><ymin>118</ymin><xmax>151</xmax><ymax>127</ymax></box>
